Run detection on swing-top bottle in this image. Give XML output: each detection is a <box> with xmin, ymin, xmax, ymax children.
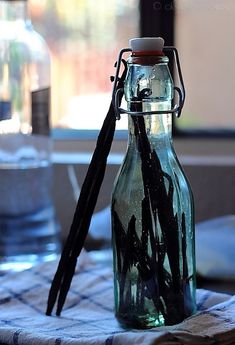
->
<box><xmin>111</xmin><ymin>37</ymin><xmax>196</xmax><ymax>328</ymax></box>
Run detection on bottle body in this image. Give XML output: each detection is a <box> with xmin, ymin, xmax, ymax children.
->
<box><xmin>0</xmin><ymin>0</ymin><xmax>60</xmax><ymax>272</ymax></box>
<box><xmin>111</xmin><ymin>52</ymin><xmax>196</xmax><ymax>328</ymax></box>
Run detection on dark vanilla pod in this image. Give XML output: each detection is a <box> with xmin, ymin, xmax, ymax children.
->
<box><xmin>46</xmin><ymin>62</ymin><xmax>127</xmax><ymax>316</ymax></box>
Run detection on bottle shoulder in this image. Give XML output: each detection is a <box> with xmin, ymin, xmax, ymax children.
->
<box><xmin>112</xmin><ymin>145</ymin><xmax>193</xmax><ymax>209</ymax></box>
<box><xmin>0</xmin><ymin>21</ymin><xmax>50</xmax><ymax>90</ymax></box>
<box><xmin>116</xmin><ymin>142</ymin><xmax>187</xmax><ymax>184</ymax></box>
<box><xmin>0</xmin><ymin>21</ymin><xmax>50</xmax><ymax>63</ymax></box>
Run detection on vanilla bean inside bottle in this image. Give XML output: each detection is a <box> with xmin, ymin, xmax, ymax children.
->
<box><xmin>111</xmin><ymin>37</ymin><xmax>196</xmax><ymax>329</ymax></box>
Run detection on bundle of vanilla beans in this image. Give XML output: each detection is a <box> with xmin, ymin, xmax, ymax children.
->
<box><xmin>113</xmin><ymin>92</ymin><xmax>194</xmax><ymax>325</ymax></box>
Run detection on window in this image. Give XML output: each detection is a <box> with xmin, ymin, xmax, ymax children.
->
<box><xmin>175</xmin><ymin>0</ymin><xmax>235</xmax><ymax>133</ymax></box>
<box><xmin>30</xmin><ymin>0</ymin><xmax>235</xmax><ymax>135</ymax></box>
<box><xmin>29</xmin><ymin>0</ymin><xmax>139</xmax><ymax>131</ymax></box>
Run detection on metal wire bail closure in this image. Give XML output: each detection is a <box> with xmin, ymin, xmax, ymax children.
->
<box><xmin>112</xmin><ymin>46</ymin><xmax>185</xmax><ymax>120</ymax></box>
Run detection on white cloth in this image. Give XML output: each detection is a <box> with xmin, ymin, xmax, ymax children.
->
<box><xmin>0</xmin><ymin>251</ymin><xmax>235</xmax><ymax>345</ymax></box>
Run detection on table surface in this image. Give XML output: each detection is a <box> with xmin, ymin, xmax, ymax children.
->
<box><xmin>0</xmin><ymin>252</ymin><xmax>235</xmax><ymax>345</ymax></box>
<box><xmin>198</xmin><ymin>276</ymin><xmax>235</xmax><ymax>295</ymax></box>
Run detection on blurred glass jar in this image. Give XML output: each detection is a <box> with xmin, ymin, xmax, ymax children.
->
<box><xmin>0</xmin><ymin>0</ymin><xmax>60</xmax><ymax>272</ymax></box>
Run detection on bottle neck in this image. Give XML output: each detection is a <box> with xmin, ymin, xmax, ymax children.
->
<box><xmin>128</xmin><ymin>113</ymin><xmax>172</xmax><ymax>145</ymax></box>
<box><xmin>0</xmin><ymin>0</ymin><xmax>29</xmax><ymax>23</ymax></box>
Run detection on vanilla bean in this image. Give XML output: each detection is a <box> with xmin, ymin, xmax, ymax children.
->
<box><xmin>46</xmin><ymin>103</ymin><xmax>116</xmax><ymax>316</ymax></box>
<box><xmin>55</xmin><ymin>104</ymin><xmax>117</xmax><ymax>316</ymax></box>
<box><xmin>112</xmin><ymin>210</ymin><xmax>126</xmax><ymax>274</ymax></box>
<box><xmin>46</xmin><ymin>64</ymin><xmax>127</xmax><ymax>316</ymax></box>
<box><xmin>134</xmin><ymin>119</ymin><xmax>184</xmax><ymax>323</ymax></box>
<box><xmin>129</xmin><ymin>91</ymin><xmax>187</xmax><ymax>324</ymax></box>
<box><xmin>113</xmin><ymin>210</ymin><xmax>163</xmax><ymax>321</ymax></box>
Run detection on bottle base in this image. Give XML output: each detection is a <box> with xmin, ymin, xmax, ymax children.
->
<box><xmin>115</xmin><ymin>312</ymin><xmax>165</xmax><ymax>329</ymax></box>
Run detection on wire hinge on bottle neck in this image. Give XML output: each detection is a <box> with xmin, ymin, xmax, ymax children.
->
<box><xmin>111</xmin><ymin>47</ymin><xmax>185</xmax><ymax>120</ymax></box>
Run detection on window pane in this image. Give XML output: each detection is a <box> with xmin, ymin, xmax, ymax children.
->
<box><xmin>175</xmin><ymin>0</ymin><xmax>235</xmax><ymax>130</ymax></box>
<box><xmin>29</xmin><ymin>0</ymin><xmax>139</xmax><ymax>130</ymax></box>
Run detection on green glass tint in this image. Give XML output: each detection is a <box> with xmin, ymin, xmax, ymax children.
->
<box><xmin>111</xmin><ymin>54</ymin><xmax>196</xmax><ymax>328</ymax></box>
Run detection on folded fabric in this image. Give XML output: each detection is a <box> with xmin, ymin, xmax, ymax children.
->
<box><xmin>196</xmin><ymin>215</ymin><xmax>235</xmax><ymax>280</ymax></box>
<box><xmin>0</xmin><ymin>251</ymin><xmax>235</xmax><ymax>345</ymax></box>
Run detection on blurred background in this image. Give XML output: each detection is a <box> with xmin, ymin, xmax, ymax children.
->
<box><xmin>29</xmin><ymin>0</ymin><xmax>138</xmax><ymax>130</ymax></box>
<box><xmin>29</xmin><ymin>0</ymin><xmax>235</xmax><ymax>132</ymax></box>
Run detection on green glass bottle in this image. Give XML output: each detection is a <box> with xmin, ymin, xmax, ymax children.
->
<box><xmin>111</xmin><ymin>37</ymin><xmax>196</xmax><ymax>329</ymax></box>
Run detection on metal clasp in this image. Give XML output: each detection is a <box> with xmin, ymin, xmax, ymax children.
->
<box><xmin>112</xmin><ymin>47</ymin><xmax>185</xmax><ymax>120</ymax></box>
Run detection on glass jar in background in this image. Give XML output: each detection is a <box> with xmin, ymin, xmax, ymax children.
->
<box><xmin>0</xmin><ymin>0</ymin><xmax>60</xmax><ymax>272</ymax></box>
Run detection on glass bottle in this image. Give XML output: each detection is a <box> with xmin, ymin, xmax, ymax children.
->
<box><xmin>111</xmin><ymin>38</ymin><xmax>196</xmax><ymax>328</ymax></box>
<box><xmin>0</xmin><ymin>0</ymin><xmax>60</xmax><ymax>272</ymax></box>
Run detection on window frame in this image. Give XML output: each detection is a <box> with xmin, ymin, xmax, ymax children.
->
<box><xmin>52</xmin><ymin>0</ymin><xmax>174</xmax><ymax>140</ymax></box>
<box><xmin>140</xmin><ymin>0</ymin><xmax>235</xmax><ymax>139</ymax></box>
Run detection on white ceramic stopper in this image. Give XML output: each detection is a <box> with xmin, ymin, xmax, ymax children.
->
<box><xmin>129</xmin><ymin>37</ymin><xmax>164</xmax><ymax>52</ymax></box>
